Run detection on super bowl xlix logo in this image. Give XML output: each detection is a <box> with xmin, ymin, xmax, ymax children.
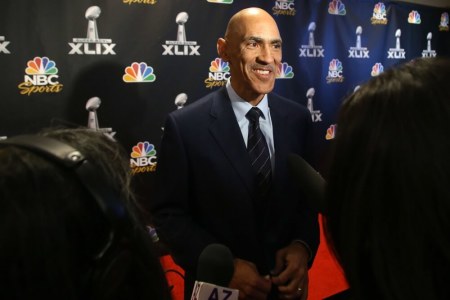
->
<box><xmin>348</xmin><ymin>26</ymin><xmax>369</xmax><ymax>58</ymax></box>
<box><xmin>299</xmin><ymin>22</ymin><xmax>324</xmax><ymax>58</ymax></box>
<box><xmin>68</xmin><ymin>6</ymin><xmax>116</xmax><ymax>55</ymax></box>
<box><xmin>387</xmin><ymin>29</ymin><xmax>406</xmax><ymax>59</ymax></box>
<box><xmin>422</xmin><ymin>32</ymin><xmax>437</xmax><ymax>57</ymax></box>
<box><xmin>0</xmin><ymin>36</ymin><xmax>10</xmax><ymax>54</ymax></box>
<box><xmin>162</xmin><ymin>12</ymin><xmax>200</xmax><ymax>56</ymax></box>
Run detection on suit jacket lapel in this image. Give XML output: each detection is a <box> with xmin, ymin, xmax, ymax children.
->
<box><xmin>208</xmin><ymin>88</ymin><xmax>255</xmax><ymax>194</ymax></box>
<box><xmin>269</xmin><ymin>94</ymin><xmax>289</xmax><ymax>179</ymax></box>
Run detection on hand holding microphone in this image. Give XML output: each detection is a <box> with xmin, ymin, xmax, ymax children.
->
<box><xmin>191</xmin><ymin>244</ymin><xmax>239</xmax><ymax>300</ymax></box>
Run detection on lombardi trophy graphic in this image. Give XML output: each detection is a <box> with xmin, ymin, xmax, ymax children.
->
<box><xmin>306</xmin><ymin>88</ymin><xmax>315</xmax><ymax>113</ymax></box>
<box><xmin>86</xmin><ymin>96</ymin><xmax>116</xmax><ymax>139</ymax></box>
<box><xmin>306</xmin><ymin>88</ymin><xmax>322</xmax><ymax>122</ymax></box>
<box><xmin>356</xmin><ymin>26</ymin><xmax>362</xmax><ymax>48</ymax></box>
<box><xmin>422</xmin><ymin>32</ymin><xmax>436</xmax><ymax>57</ymax></box>
<box><xmin>86</xmin><ymin>96</ymin><xmax>101</xmax><ymax>130</ymax></box>
<box><xmin>395</xmin><ymin>29</ymin><xmax>401</xmax><ymax>50</ymax></box>
<box><xmin>388</xmin><ymin>29</ymin><xmax>405</xmax><ymax>59</ymax></box>
<box><xmin>85</xmin><ymin>6</ymin><xmax>101</xmax><ymax>42</ymax></box>
<box><xmin>300</xmin><ymin>21</ymin><xmax>324</xmax><ymax>58</ymax></box>
<box><xmin>308</xmin><ymin>22</ymin><xmax>316</xmax><ymax>47</ymax></box>
<box><xmin>174</xmin><ymin>93</ymin><xmax>188</xmax><ymax>109</ymax></box>
<box><xmin>176</xmin><ymin>12</ymin><xmax>188</xmax><ymax>43</ymax></box>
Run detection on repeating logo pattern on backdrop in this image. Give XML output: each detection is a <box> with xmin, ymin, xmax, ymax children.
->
<box><xmin>207</xmin><ymin>0</ymin><xmax>233</xmax><ymax>4</ymax></box>
<box><xmin>326</xmin><ymin>59</ymin><xmax>344</xmax><ymax>83</ymax></box>
<box><xmin>439</xmin><ymin>12</ymin><xmax>449</xmax><ymax>31</ymax></box>
<box><xmin>299</xmin><ymin>22</ymin><xmax>325</xmax><ymax>58</ymax></box>
<box><xmin>68</xmin><ymin>6</ymin><xmax>116</xmax><ymax>55</ymax></box>
<box><xmin>122</xmin><ymin>0</ymin><xmax>157</xmax><ymax>5</ymax></box>
<box><xmin>387</xmin><ymin>29</ymin><xmax>406</xmax><ymax>59</ymax></box>
<box><xmin>306</xmin><ymin>88</ymin><xmax>322</xmax><ymax>123</ymax></box>
<box><xmin>328</xmin><ymin>0</ymin><xmax>346</xmax><ymax>16</ymax></box>
<box><xmin>18</xmin><ymin>57</ymin><xmax>63</xmax><ymax>96</ymax></box>
<box><xmin>130</xmin><ymin>141</ymin><xmax>157</xmax><ymax>174</ymax></box>
<box><xmin>422</xmin><ymin>33</ymin><xmax>437</xmax><ymax>57</ymax></box>
<box><xmin>371</xmin><ymin>63</ymin><xmax>384</xmax><ymax>76</ymax></box>
<box><xmin>123</xmin><ymin>62</ymin><xmax>157</xmax><ymax>83</ymax></box>
<box><xmin>0</xmin><ymin>36</ymin><xmax>10</xmax><ymax>54</ymax></box>
<box><xmin>272</xmin><ymin>0</ymin><xmax>296</xmax><ymax>16</ymax></box>
<box><xmin>276</xmin><ymin>62</ymin><xmax>294</xmax><ymax>79</ymax></box>
<box><xmin>371</xmin><ymin>2</ymin><xmax>388</xmax><ymax>25</ymax></box>
<box><xmin>1</xmin><ymin>1</ymin><xmax>448</xmax><ymax>155</ymax></box>
<box><xmin>205</xmin><ymin>58</ymin><xmax>230</xmax><ymax>89</ymax></box>
<box><xmin>348</xmin><ymin>26</ymin><xmax>370</xmax><ymax>58</ymax></box>
<box><xmin>162</xmin><ymin>12</ymin><xmax>200</xmax><ymax>56</ymax></box>
<box><xmin>408</xmin><ymin>10</ymin><xmax>421</xmax><ymax>24</ymax></box>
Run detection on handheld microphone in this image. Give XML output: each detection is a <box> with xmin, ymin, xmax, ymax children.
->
<box><xmin>191</xmin><ymin>244</ymin><xmax>239</xmax><ymax>300</ymax></box>
<box><xmin>287</xmin><ymin>153</ymin><xmax>326</xmax><ymax>214</ymax></box>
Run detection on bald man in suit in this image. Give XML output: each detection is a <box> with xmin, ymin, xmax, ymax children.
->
<box><xmin>150</xmin><ymin>7</ymin><xmax>319</xmax><ymax>300</ymax></box>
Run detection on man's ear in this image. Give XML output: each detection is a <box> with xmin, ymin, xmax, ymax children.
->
<box><xmin>217</xmin><ymin>38</ymin><xmax>229</xmax><ymax>61</ymax></box>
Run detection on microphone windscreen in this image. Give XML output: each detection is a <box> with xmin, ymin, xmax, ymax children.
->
<box><xmin>197</xmin><ymin>244</ymin><xmax>234</xmax><ymax>287</ymax></box>
<box><xmin>287</xmin><ymin>153</ymin><xmax>326</xmax><ymax>214</ymax></box>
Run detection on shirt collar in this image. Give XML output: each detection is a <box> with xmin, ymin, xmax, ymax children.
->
<box><xmin>226</xmin><ymin>79</ymin><xmax>269</xmax><ymax>122</ymax></box>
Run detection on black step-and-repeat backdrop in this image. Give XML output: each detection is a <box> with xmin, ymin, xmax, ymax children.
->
<box><xmin>1</xmin><ymin>0</ymin><xmax>449</xmax><ymax>215</ymax></box>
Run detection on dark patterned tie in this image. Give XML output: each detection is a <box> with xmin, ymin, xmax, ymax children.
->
<box><xmin>246</xmin><ymin>107</ymin><xmax>272</xmax><ymax>197</ymax></box>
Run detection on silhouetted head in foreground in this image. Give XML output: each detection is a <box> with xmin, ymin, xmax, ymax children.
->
<box><xmin>324</xmin><ymin>57</ymin><xmax>450</xmax><ymax>300</ymax></box>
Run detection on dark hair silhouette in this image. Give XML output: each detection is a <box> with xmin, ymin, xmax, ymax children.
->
<box><xmin>324</xmin><ymin>57</ymin><xmax>450</xmax><ymax>300</ymax></box>
<box><xmin>0</xmin><ymin>128</ymin><xmax>171</xmax><ymax>300</ymax></box>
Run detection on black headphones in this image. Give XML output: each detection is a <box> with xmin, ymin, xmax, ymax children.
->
<box><xmin>0</xmin><ymin>134</ymin><xmax>134</xmax><ymax>297</ymax></box>
<box><xmin>0</xmin><ymin>134</ymin><xmax>129</xmax><ymax>258</ymax></box>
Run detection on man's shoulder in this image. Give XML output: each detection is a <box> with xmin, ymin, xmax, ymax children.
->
<box><xmin>170</xmin><ymin>88</ymin><xmax>225</xmax><ymax>118</ymax></box>
<box><xmin>269</xmin><ymin>92</ymin><xmax>309</xmax><ymax>114</ymax></box>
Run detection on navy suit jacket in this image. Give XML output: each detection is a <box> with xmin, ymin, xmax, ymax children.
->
<box><xmin>150</xmin><ymin>87</ymin><xmax>319</xmax><ymax>294</ymax></box>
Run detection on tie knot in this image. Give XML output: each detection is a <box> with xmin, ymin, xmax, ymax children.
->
<box><xmin>246</xmin><ymin>107</ymin><xmax>263</xmax><ymax>123</ymax></box>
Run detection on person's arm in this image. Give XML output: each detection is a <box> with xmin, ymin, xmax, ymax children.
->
<box><xmin>149</xmin><ymin>113</ymin><xmax>216</xmax><ymax>272</ymax></box>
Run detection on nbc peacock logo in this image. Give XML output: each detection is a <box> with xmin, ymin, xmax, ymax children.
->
<box><xmin>276</xmin><ymin>62</ymin><xmax>294</xmax><ymax>79</ymax></box>
<box><xmin>439</xmin><ymin>12</ymin><xmax>449</xmax><ymax>31</ymax></box>
<box><xmin>123</xmin><ymin>62</ymin><xmax>156</xmax><ymax>83</ymax></box>
<box><xmin>371</xmin><ymin>2</ymin><xmax>388</xmax><ymax>25</ymax></box>
<box><xmin>408</xmin><ymin>10</ymin><xmax>421</xmax><ymax>24</ymax></box>
<box><xmin>207</xmin><ymin>0</ymin><xmax>233</xmax><ymax>3</ymax></box>
<box><xmin>371</xmin><ymin>63</ymin><xmax>384</xmax><ymax>77</ymax></box>
<box><xmin>123</xmin><ymin>0</ymin><xmax>157</xmax><ymax>5</ymax></box>
<box><xmin>328</xmin><ymin>0</ymin><xmax>346</xmax><ymax>16</ymax></box>
<box><xmin>326</xmin><ymin>59</ymin><xmax>344</xmax><ymax>83</ymax></box>
<box><xmin>326</xmin><ymin>124</ymin><xmax>336</xmax><ymax>140</ymax></box>
<box><xmin>18</xmin><ymin>57</ymin><xmax>63</xmax><ymax>96</ymax></box>
<box><xmin>205</xmin><ymin>58</ymin><xmax>230</xmax><ymax>89</ymax></box>
<box><xmin>130</xmin><ymin>141</ymin><xmax>157</xmax><ymax>174</ymax></box>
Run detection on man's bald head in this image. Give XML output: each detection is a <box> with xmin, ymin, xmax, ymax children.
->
<box><xmin>224</xmin><ymin>7</ymin><xmax>280</xmax><ymax>41</ymax></box>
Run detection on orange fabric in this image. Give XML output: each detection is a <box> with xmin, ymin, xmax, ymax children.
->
<box><xmin>308</xmin><ymin>214</ymin><xmax>348</xmax><ymax>299</ymax></box>
<box><xmin>160</xmin><ymin>255</ymin><xmax>185</xmax><ymax>300</ymax></box>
